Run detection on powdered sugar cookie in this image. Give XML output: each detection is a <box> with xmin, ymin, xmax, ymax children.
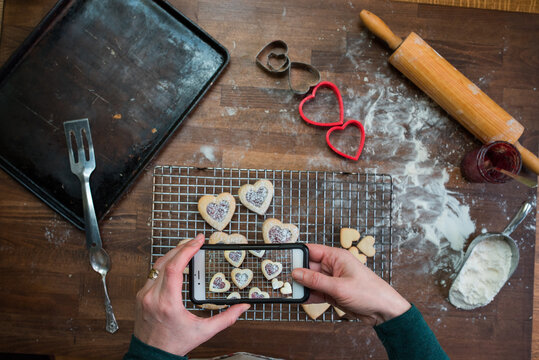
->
<box><xmin>198</xmin><ymin>193</ymin><xmax>236</xmax><ymax>231</ymax></box>
<box><xmin>271</xmin><ymin>278</ymin><xmax>284</xmax><ymax>290</ymax></box>
<box><xmin>261</xmin><ymin>259</ymin><xmax>283</xmax><ymax>280</ymax></box>
<box><xmin>227</xmin><ymin>292</ymin><xmax>241</xmax><ymax>300</ymax></box>
<box><xmin>249</xmin><ymin>287</ymin><xmax>269</xmax><ymax>299</ymax></box>
<box><xmin>209</xmin><ymin>232</ymin><xmax>247</xmax><ymax>244</ymax></box>
<box><xmin>224</xmin><ymin>250</ymin><xmax>246</xmax><ymax>267</ymax></box>
<box><xmin>262</xmin><ymin>218</ymin><xmax>299</xmax><ymax>244</ymax></box>
<box><xmin>248</xmin><ymin>249</ymin><xmax>265</xmax><ymax>258</ymax></box>
<box><xmin>238</xmin><ymin>180</ymin><xmax>274</xmax><ymax>215</ymax></box>
<box><xmin>209</xmin><ymin>273</ymin><xmax>230</xmax><ymax>293</ymax></box>
<box><xmin>280</xmin><ymin>282</ymin><xmax>292</xmax><ymax>295</ymax></box>
<box><xmin>231</xmin><ymin>268</ymin><xmax>253</xmax><ymax>290</ymax></box>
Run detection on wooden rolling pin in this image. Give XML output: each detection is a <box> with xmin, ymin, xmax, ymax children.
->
<box><xmin>360</xmin><ymin>10</ymin><xmax>539</xmax><ymax>175</ymax></box>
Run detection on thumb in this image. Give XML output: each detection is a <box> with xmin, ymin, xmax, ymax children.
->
<box><xmin>292</xmin><ymin>268</ymin><xmax>338</xmax><ymax>297</ymax></box>
<box><xmin>203</xmin><ymin>304</ymin><xmax>250</xmax><ymax>335</ymax></box>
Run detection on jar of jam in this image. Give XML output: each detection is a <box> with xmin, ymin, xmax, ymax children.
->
<box><xmin>461</xmin><ymin>141</ymin><xmax>522</xmax><ymax>183</ymax></box>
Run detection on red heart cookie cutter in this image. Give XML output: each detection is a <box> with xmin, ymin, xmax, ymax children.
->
<box><xmin>299</xmin><ymin>81</ymin><xmax>343</xmax><ymax>127</ymax></box>
<box><xmin>326</xmin><ymin>120</ymin><xmax>366</xmax><ymax>161</ymax></box>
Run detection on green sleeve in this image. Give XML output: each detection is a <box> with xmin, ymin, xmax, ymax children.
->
<box><xmin>123</xmin><ymin>335</ymin><xmax>188</xmax><ymax>360</ymax></box>
<box><xmin>374</xmin><ymin>304</ymin><xmax>449</xmax><ymax>360</ymax></box>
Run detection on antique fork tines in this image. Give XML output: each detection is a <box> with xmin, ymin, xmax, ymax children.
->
<box><xmin>64</xmin><ymin>119</ymin><xmax>119</xmax><ymax>334</ymax></box>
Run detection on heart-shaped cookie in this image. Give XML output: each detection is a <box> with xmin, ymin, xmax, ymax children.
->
<box><xmin>227</xmin><ymin>292</ymin><xmax>241</xmax><ymax>300</ymax></box>
<box><xmin>209</xmin><ymin>273</ymin><xmax>230</xmax><ymax>293</ymax></box>
<box><xmin>262</xmin><ymin>218</ymin><xmax>299</xmax><ymax>244</ymax></box>
<box><xmin>261</xmin><ymin>259</ymin><xmax>283</xmax><ymax>280</ymax></box>
<box><xmin>255</xmin><ymin>40</ymin><xmax>290</xmax><ymax>74</ymax></box>
<box><xmin>231</xmin><ymin>268</ymin><xmax>253</xmax><ymax>290</ymax></box>
<box><xmin>288</xmin><ymin>62</ymin><xmax>322</xmax><ymax>95</ymax></box>
<box><xmin>198</xmin><ymin>193</ymin><xmax>236</xmax><ymax>231</ymax></box>
<box><xmin>209</xmin><ymin>232</ymin><xmax>247</xmax><ymax>245</ymax></box>
<box><xmin>349</xmin><ymin>247</ymin><xmax>367</xmax><ymax>264</ymax></box>
<box><xmin>224</xmin><ymin>250</ymin><xmax>246</xmax><ymax>267</ymax></box>
<box><xmin>249</xmin><ymin>249</ymin><xmax>265</xmax><ymax>258</ymax></box>
<box><xmin>357</xmin><ymin>235</ymin><xmax>376</xmax><ymax>257</ymax></box>
<box><xmin>238</xmin><ymin>179</ymin><xmax>274</xmax><ymax>215</ymax></box>
<box><xmin>299</xmin><ymin>81</ymin><xmax>343</xmax><ymax>127</ymax></box>
<box><xmin>302</xmin><ymin>303</ymin><xmax>330</xmax><ymax>320</ymax></box>
<box><xmin>340</xmin><ymin>228</ymin><xmax>360</xmax><ymax>249</ymax></box>
<box><xmin>280</xmin><ymin>282</ymin><xmax>292</xmax><ymax>295</ymax></box>
<box><xmin>333</xmin><ymin>306</ymin><xmax>346</xmax><ymax>318</ymax></box>
<box><xmin>249</xmin><ymin>287</ymin><xmax>270</xmax><ymax>299</ymax></box>
<box><xmin>271</xmin><ymin>278</ymin><xmax>284</xmax><ymax>290</ymax></box>
<box><xmin>198</xmin><ymin>303</ymin><xmax>227</xmax><ymax>310</ymax></box>
<box><xmin>326</xmin><ymin>119</ymin><xmax>366</xmax><ymax>161</ymax></box>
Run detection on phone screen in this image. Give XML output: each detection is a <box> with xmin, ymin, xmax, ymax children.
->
<box><xmin>190</xmin><ymin>244</ymin><xmax>309</xmax><ymax>304</ymax></box>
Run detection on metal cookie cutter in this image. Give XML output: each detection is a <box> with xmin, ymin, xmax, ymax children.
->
<box><xmin>256</xmin><ymin>40</ymin><xmax>290</xmax><ymax>74</ymax></box>
<box><xmin>288</xmin><ymin>61</ymin><xmax>321</xmax><ymax>95</ymax></box>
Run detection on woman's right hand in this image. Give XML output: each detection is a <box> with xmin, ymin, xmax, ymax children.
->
<box><xmin>291</xmin><ymin>244</ymin><xmax>410</xmax><ymax>325</ymax></box>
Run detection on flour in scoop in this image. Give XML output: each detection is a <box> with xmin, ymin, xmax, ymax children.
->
<box><xmin>449</xmin><ymin>239</ymin><xmax>512</xmax><ymax>309</ymax></box>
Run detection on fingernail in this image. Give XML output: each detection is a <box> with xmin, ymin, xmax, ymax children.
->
<box><xmin>190</xmin><ymin>235</ymin><xmax>204</xmax><ymax>246</ymax></box>
<box><xmin>292</xmin><ymin>269</ymin><xmax>304</xmax><ymax>281</ymax></box>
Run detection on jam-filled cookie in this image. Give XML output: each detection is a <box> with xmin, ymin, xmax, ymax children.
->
<box><xmin>238</xmin><ymin>180</ymin><xmax>274</xmax><ymax>215</ymax></box>
<box><xmin>198</xmin><ymin>193</ymin><xmax>236</xmax><ymax>231</ymax></box>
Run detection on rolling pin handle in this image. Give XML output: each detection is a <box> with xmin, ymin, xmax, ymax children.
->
<box><xmin>514</xmin><ymin>142</ymin><xmax>539</xmax><ymax>175</ymax></box>
<box><xmin>359</xmin><ymin>10</ymin><xmax>403</xmax><ymax>50</ymax></box>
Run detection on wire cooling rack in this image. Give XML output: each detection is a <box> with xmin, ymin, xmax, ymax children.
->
<box><xmin>151</xmin><ymin>166</ymin><xmax>393</xmax><ymax>322</ymax></box>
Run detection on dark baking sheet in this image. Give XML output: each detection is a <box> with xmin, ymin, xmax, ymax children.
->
<box><xmin>0</xmin><ymin>0</ymin><xmax>229</xmax><ymax>230</ymax></box>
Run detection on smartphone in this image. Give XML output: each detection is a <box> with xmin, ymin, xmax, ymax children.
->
<box><xmin>189</xmin><ymin>243</ymin><xmax>309</xmax><ymax>304</ymax></box>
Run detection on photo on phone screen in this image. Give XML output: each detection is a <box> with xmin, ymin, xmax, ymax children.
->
<box><xmin>190</xmin><ymin>244</ymin><xmax>309</xmax><ymax>304</ymax></box>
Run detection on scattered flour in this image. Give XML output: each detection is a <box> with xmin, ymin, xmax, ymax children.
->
<box><xmin>340</xmin><ymin>31</ymin><xmax>476</xmax><ymax>271</ymax></box>
<box><xmin>449</xmin><ymin>239</ymin><xmax>512</xmax><ymax>309</ymax></box>
<box><xmin>200</xmin><ymin>145</ymin><xmax>216</xmax><ymax>162</ymax></box>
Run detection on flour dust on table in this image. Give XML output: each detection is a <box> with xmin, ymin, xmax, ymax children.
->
<box><xmin>336</xmin><ymin>31</ymin><xmax>477</xmax><ymax>273</ymax></box>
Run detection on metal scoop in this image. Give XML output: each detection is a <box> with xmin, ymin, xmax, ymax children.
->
<box><xmin>449</xmin><ymin>201</ymin><xmax>533</xmax><ymax>309</ymax></box>
<box><xmin>64</xmin><ymin>119</ymin><xmax>119</xmax><ymax>333</ymax></box>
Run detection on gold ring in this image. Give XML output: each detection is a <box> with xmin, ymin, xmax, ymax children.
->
<box><xmin>148</xmin><ymin>268</ymin><xmax>159</xmax><ymax>280</ymax></box>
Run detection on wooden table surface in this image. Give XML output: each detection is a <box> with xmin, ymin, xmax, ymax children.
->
<box><xmin>0</xmin><ymin>0</ymin><xmax>537</xmax><ymax>359</ymax></box>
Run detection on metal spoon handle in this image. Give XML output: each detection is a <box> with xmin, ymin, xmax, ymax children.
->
<box><xmin>102</xmin><ymin>275</ymin><xmax>119</xmax><ymax>333</ymax></box>
<box><xmin>502</xmin><ymin>201</ymin><xmax>533</xmax><ymax>236</ymax></box>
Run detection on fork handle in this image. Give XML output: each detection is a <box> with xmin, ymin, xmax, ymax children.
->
<box><xmin>102</xmin><ymin>275</ymin><xmax>119</xmax><ymax>333</ymax></box>
<box><xmin>81</xmin><ymin>175</ymin><xmax>103</xmax><ymax>250</ymax></box>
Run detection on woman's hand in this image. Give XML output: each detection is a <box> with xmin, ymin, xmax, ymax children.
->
<box><xmin>292</xmin><ymin>244</ymin><xmax>410</xmax><ymax>325</ymax></box>
<box><xmin>134</xmin><ymin>234</ymin><xmax>250</xmax><ymax>356</ymax></box>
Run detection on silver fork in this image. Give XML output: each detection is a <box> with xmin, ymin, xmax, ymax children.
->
<box><xmin>64</xmin><ymin>118</ymin><xmax>119</xmax><ymax>334</ymax></box>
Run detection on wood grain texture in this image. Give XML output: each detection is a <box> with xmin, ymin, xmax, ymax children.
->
<box><xmin>0</xmin><ymin>0</ymin><xmax>537</xmax><ymax>359</ymax></box>
<box><xmin>393</xmin><ymin>0</ymin><xmax>539</xmax><ymax>14</ymax></box>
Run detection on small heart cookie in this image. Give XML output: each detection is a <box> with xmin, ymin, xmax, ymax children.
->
<box><xmin>249</xmin><ymin>249</ymin><xmax>265</xmax><ymax>258</ymax></box>
<box><xmin>357</xmin><ymin>236</ymin><xmax>376</xmax><ymax>257</ymax></box>
<box><xmin>249</xmin><ymin>287</ymin><xmax>270</xmax><ymax>299</ymax></box>
<box><xmin>209</xmin><ymin>273</ymin><xmax>230</xmax><ymax>293</ymax></box>
<box><xmin>349</xmin><ymin>247</ymin><xmax>367</xmax><ymax>264</ymax></box>
<box><xmin>198</xmin><ymin>193</ymin><xmax>236</xmax><ymax>231</ymax></box>
<box><xmin>231</xmin><ymin>268</ymin><xmax>253</xmax><ymax>290</ymax></box>
<box><xmin>198</xmin><ymin>303</ymin><xmax>227</xmax><ymax>310</ymax></box>
<box><xmin>227</xmin><ymin>292</ymin><xmax>241</xmax><ymax>300</ymax></box>
<box><xmin>224</xmin><ymin>250</ymin><xmax>246</xmax><ymax>267</ymax></box>
<box><xmin>302</xmin><ymin>303</ymin><xmax>330</xmax><ymax>320</ymax></box>
<box><xmin>209</xmin><ymin>232</ymin><xmax>247</xmax><ymax>244</ymax></box>
<box><xmin>271</xmin><ymin>278</ymin><xmax>284</xmax><ymax>290</ymax></box>
<box><xmin>280</xmin><ymin>282</ymin><xmax>292</xmax><ymax>295</ymax></box>
<box><xmin>262</xmin><ymin>218</ymin><xmax>299</xmax><ymax>244</ymax></box>
<box><xmin>333</xmin><ymin>306</ymin><xmax>346</xmax><ymax>318</ymax></box>
<box><xmin>340</xmin><ymin>228</ymin><xmax>360</xmax><ymax>249</ymax></box>
<box><xmin>238</xmin><ymin>180</ymin><xmax>274</xmax><ymax>215</ymax></box>
<box><xmin>261</xmin><ymin>259</ymin><xmax>283</xmax><ymax>280</ymax></box>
